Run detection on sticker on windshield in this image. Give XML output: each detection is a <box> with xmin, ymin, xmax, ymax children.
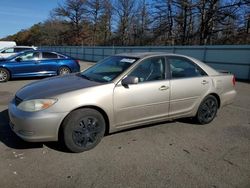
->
<box><xmin>103</xmin><ymin>76</ymin><xmax>112</xmax><ymax>81</ymax></box>
<box><xmin>120</xmin><ymin>58</ymin><xmax>136</xmax><ymax>63</ymax></box>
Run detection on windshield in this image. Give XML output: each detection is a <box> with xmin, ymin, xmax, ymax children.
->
<box><xmin>7</xmin><ymin>53</ymin><xmax>21</xmax><ymax>60</ymax></box>
<box><xmin>80</xmin><ymin>56</ymin><xmax>139</xmax><ymax>83</ymax></box>
<box><xmin>4</xmin><ymin>52</ymin><xmax>26</xmax><ymax>60</ymax></box>
<box><xmin>3</xmin><ymin>50</ymin><xmax>34</xmax><ymax>60</ymax></box>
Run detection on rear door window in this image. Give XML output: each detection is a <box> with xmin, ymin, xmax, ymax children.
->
<box><xmin>168</xmin><ymin>57</ymin><xmax>207</xmax><ymax>79</ymax></box>
<box><xmin>42</xmin><ymin>52</ymin><xmax>58</xmax><ymax>59</ymax></box>
<box><xmin>58</xmin><ymin>54</ymin><xmax>66</xmax><ymax>59</ymax></box>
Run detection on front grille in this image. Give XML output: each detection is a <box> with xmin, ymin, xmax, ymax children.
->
<box><xmin>14</xmin><ymin>96</ymin><xmax>23</xmax><ymax>106</ymax></box>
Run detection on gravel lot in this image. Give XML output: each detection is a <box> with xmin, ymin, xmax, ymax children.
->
<box><xmin>0</xmin><ymin>61</ymin><xmax>249</xmax><ymax>188</ymax></box>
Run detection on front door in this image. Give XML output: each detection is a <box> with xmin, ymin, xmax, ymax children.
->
<box><xmin>113</xmin><ymin>56</ymin><xmax>170</xmax><ymax>128</ymax></box>
<box><xmin>11</xmin><ymin>51</ymin><xmax>41</xmax><ymax>77</ymax></box>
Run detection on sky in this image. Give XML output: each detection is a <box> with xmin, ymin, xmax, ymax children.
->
<box><xmin>0</xmin><ymin>0</ymin><xmax>63</xmax><ymax>38</ymax></box>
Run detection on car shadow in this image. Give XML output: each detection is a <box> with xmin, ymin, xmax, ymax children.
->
<box><xmin>177</xmin><ymin>117</ymin><xmax>198</xmax><ymax>125</ymax></box>
<box><xmin>0</xmin><ymin>109</ymin><xmax>43</xmax><ymax>150</ymax></box>
<box><xmin>44</xmin><ymin>142</ymin><xmax>70</xmax><ymax>153</ymax></box>
<box><xmin>0</xmin><ymin>108</ymin><xmax>197</xmax><ymax>153</ymax></box>
<box><xmin>0</xmin><ymin>109</ymin><xmax>71</xmax><ymax>152</ymax></box>
<box><xmin>108</xmin><ymin>118</ymin><xmax>198</xmax><ymax>136</ymax></box>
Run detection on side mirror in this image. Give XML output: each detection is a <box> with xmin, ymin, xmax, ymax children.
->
<box><xmin>15</xmin><ymin>57</ymin><xmax>22</xmax><ymax>62</ymax></box>
<box><xmin>121</xmin><ymin>76</ymin><xmax>139</xmax><ymax>86</ymax></box>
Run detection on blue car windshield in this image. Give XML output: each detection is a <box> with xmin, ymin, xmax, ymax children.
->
<box><xmin>80</xmin><ymin>56</ymin><xmax>139</xmax><ymax>83</ymax></box>
<box><xmin>6</xmin><ymin>54</ymin><xmax>19</xmax><ymax>60</ymax></box>
<box><xmin>5</xmin><ymin>52</ymin><xmax>26</xmax><ymax>60</ymax></box>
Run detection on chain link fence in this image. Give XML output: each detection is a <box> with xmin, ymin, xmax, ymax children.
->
<box><xmin>39</xmin><ymin>45</ymin><xmax>250</xmax><ymax>80</ymax></box>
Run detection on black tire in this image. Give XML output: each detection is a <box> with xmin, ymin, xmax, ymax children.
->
<box><xmin>58</xmin><ymin>66</ymin><xmax>71</xmax><ymax>75</ymax></box>
<box><xmin>195</xmin><ymin>95</ymin><xmax>218</xmax><ymax>124</ymax></box>
<box><xmin>61</xmin><ymin>108</ymin><xmax>106</xmax><ymax>153</ymax></box>
<box><xmin>0</xmin><ymin>68</ymin><xmax>10</xmax><ymax>82</ymax></box>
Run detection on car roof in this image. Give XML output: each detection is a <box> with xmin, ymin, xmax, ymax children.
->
<box><xmin>4</xmin><ymin>50</ymin><xmax>69</xmax><ymax>60</ymax></box>
<box><xmin>1</xmin><ymin>46</ymin><xmax>35</xmax><ymax>49</ymax></box>
<box><xmin>0</xmin><ymin>46</ymin><xmax>36</xmax><ymax>52</ymax></box>
<box><xmin>14</xmin><ymin>46</ymin><xmax>36</xmax><ymax>48</ymax></box>
<box><xmin>116</xmin><ymin>52</ymin><xmax>176</xmax><ymax>58</ymax></box>
<box><xmin>17</xmin><ymin>50</ymin><xmax>60</xmax><ymax>54</ymax></box>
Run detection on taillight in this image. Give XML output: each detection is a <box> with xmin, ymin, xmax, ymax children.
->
<box><xmin>75</xmin><ymin>60</ymin><xmax>80</xmax><ymax>66</ymax></box>
<box><xmin>232</xmin><ymin>75</ymin><xmax>236</xmax><ymax>86</ymax></box>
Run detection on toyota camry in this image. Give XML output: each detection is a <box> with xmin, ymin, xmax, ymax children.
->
<box><xmin>8</xmin><ymin>52</ymin><xmax>236</xmax><ymax>152</ymax></box>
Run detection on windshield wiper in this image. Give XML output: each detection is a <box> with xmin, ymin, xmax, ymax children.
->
<box><xmin>80</xmin><ymin>74</ymin><xmax>96</xmax><ymax>82</ymax></box>
<box><xmin>80</xmin><ymin>74</ymin><xmax>90</xmax><ymax>80</ymax></box>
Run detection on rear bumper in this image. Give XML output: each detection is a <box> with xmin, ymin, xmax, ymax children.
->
<box><xmin>220</xmin><ymin>90</ymin><xmax>237</xmax><ymax>107</ymax></box>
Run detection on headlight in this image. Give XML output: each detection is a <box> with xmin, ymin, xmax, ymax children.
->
<box><xmin>17</xmin><ymin>99</ymin><xmax>57</xmax><ymax>112</ymax></box>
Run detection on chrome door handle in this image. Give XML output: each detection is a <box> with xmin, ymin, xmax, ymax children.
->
<box><xmin>201</xmin><ymin>80</ymin><xmax>209</xmax><ymax>85</ymax></box>
<box><xmin>159</xmin><ymin>85</ymin><xmax>169</xmax><ymax>91</ymax></box>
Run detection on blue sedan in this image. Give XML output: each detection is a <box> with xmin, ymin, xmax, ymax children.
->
<box><xmin>0</xmin><ymin>50</ymin><xmax>80</xmax><ymax>82</ymax></box>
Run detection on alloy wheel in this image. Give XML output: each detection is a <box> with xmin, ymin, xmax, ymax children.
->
<box><xmin>59</xmin><ymin>67</ymin><xmax>70</xmax><ymax>75</ymax></box>
<box><xmin>0</xmin><ymin>69</ymin><xmax>8</xmax><ymax>82</ymax></box>
<box><xmin>197</xmin><ymin>96</ymin><xmax>218</xmax><ymax>124</ymax></box>
<box><xmin>72</xmin><ymin>116</ymin><xmax>103</xmax><ymax>147</ymax></box>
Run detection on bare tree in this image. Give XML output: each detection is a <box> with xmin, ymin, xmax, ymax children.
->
<box><xmin>115</xmin><ymin>0</ymin><xmax>137</xmax><ymax>45</ymax></box>
<box><xmin>52</xmin><ymin>0</ymin><xmax>87</xmax><ymax>43</ymax></box>
<box><xmin>3</xmin><ymin>0</ymin><xmax>250</xmax><ymax>45</ymax></box>
<box><xmin>197</xmin><ymin>0</ymin><xmax>249</xmax><ymax>44</ymax></box>
<box><xmin>174</xmin><ymin>0</ymin><xmax>196</xmax><ymax>45</ymax></box>
<box><xmin>98</xmin><ymin>0</ymin><xmax>113</xmax><ymax>44</ymax></box>
<box><xmin>41</xmin><ymin>19</ymin><xmax>70</xmax><ymax>45</ymax></box>
<box><xmin>152</xmin><ymin>0</ymin><xmax>175</xmax><ymax>45</ymax></box>
<box><xmin>138</xmin><ymin>0</ymin><xmax>151</xmax><ymax>45</ymax></box>
<box><xmin>125</xmin><ymin>0</ymin><xmax>151</xmax><ymax>45</ymax></box>
<box><xmin>86</xmin><ymin>0</ymin><xmax>105</xmax><ymax>45</ymax></box>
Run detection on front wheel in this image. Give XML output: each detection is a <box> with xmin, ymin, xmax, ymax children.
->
<box><xmin>195</xmin><ymin>95</ymin><xmax>218</xmax><ymax>124</ymax></box>
<box><xmin>61</xmin><ymin>108</ymin><xmax>106</xmax><ymax>153</ymax></box>
<box><xmin>0</xmin><ymin>68</ymin><xmax>10</xmax><ymax>82</ymax></box>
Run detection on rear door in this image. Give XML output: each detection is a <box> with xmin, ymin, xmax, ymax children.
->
<box><xmin>113</xmin><ymin>56</ymin><xmax>170</xmax><ymax>127</ymax></box>
<box><xmin>167</xmin><ymin>56</ymin><xmax>211</xmax><ymax>116</ymax></box>
<box><xmin>39</xmin><ymin>52</ymin><xmax>59</xmax><ymax>75</ymax></box>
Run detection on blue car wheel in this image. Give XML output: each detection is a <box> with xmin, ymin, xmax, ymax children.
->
<box><xmin>0</xmin><ymin>68</ymin><xmax>10</xmax><ymax>82</ymax></box>
<box><xmin>58</xmin><ymin>66</ymin><xmax>71</xmax><ymax>75</ymax></box>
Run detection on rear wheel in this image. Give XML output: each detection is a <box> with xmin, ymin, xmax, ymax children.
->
<box><xmin>0</xmin><ymin>68</ymin><xmax>10</xmax><ymax>82</ymax></box>
<box><xmin>61</xmin><ymin>108</ymin><xmax>106</xmax><ymax>153</ymax></box>
<box><xmin>58</xmin><ymin>66</ymin><xmax>71</xmax><ymax>75</ymax></box>
<box><xmin>195</xmin><ymin>95</ymin><xmax>218</xmax><ymax>124</ymax></box>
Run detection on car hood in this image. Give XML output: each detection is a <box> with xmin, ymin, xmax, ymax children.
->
<box><xmin>16</xmin><ymin>74</ymin><xmax>102</xmax><ymax>100</ymax></box>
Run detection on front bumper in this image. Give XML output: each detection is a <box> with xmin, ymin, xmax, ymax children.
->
<box><xmin>8</xmin><ymin>100</ymin><xmax>68</xmax><ymax>142</ymax></box>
